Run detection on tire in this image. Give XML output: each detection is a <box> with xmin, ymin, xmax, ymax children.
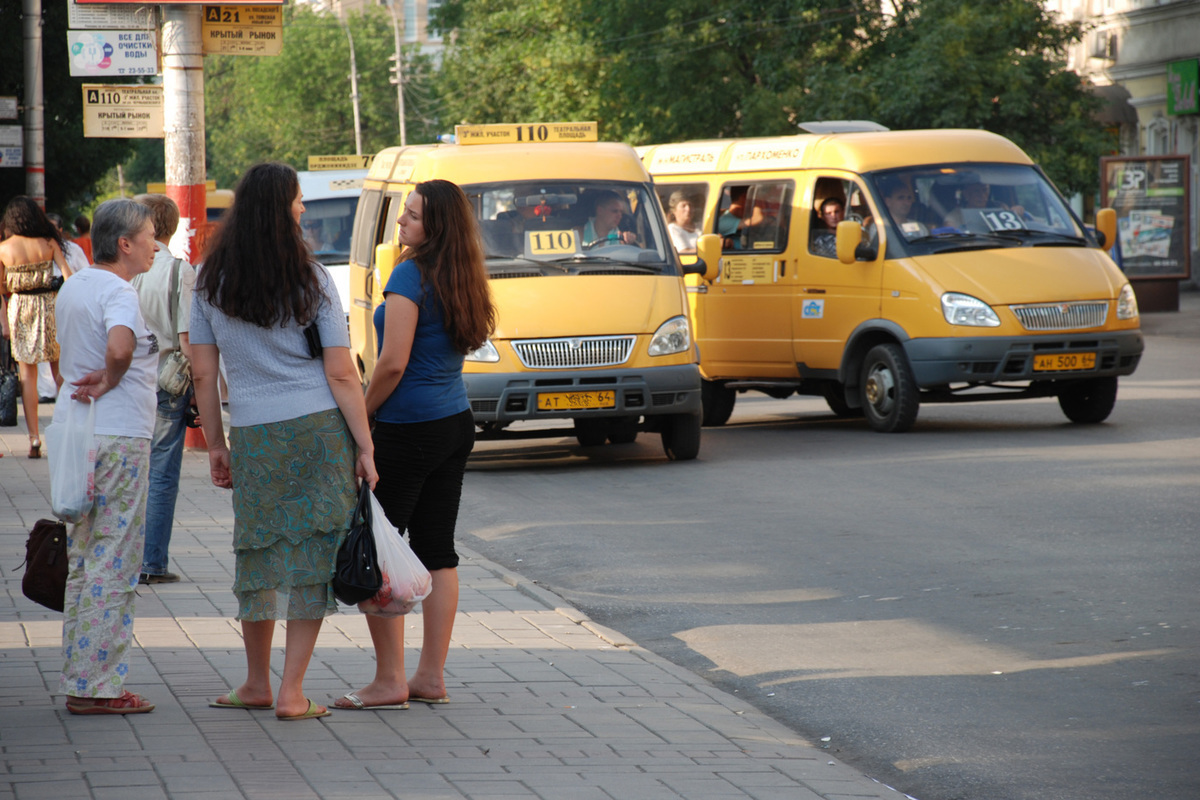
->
<box><xmin>661</xmin><ymin>412</ymin><xmax>702</xmax><ymax>461</ymax></box>
<box><xmin>822</xmin><ymin>381</ymin><xmax>863</xmax><ymax>418</ymax></box>
<box><xmin>574</xmin><ymin>418</ymin><xmax>608</xmax><ymax>447</ymax></box>
<box><xmin>1057</xmin><ymin>376</ymin><xmax>1118</xmax><ymax>424</ymax></box>
<box><xmin>701</xmin><ymin>379</ymin><xmax>736</xmax><ymax>427</ymax></box>
<box><xmin>608</xmin><ymin>416</ymin><xmax>639</xmax><ymax>444</ymax></box>
<box><xmin>859</xmin><ymin>343</ymin><xmax>920</xmax><ymax>433</ymax></box>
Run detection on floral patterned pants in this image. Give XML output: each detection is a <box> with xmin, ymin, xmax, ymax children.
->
<box><xmin>59</xmin><ymin>435</ymin><xmax>151</xmax><ymax>699</ymax></box>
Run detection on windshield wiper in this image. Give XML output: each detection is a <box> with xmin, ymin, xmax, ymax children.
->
<box><xmin>484</xmin><ymin>254</ymin><xmax>569</xmax><ymax>273</ymax></box>
<box><xmin>989</xmin><ymin>229</ymin><xmax>1088</xmax><ymax>246</ymax></box>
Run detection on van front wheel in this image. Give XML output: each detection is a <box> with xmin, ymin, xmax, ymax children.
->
<box><xmin>701</xmin><ymin>380</ymin><xmax>736</xmax><ymax>427</ymax></box>
<box><xmin>1058</xmin><ymin>377</ymin><xmax>1117</xmax><ymax>424</ymax></box>
<box><xmin>661</xmin><ymin>412</ymin><xmax>702</xmax><ymax>461</ymax></box>
<box><xmin>859</xmin><ymin>343</ymin><xmax>919</xmax><ymax>433</ymax></box>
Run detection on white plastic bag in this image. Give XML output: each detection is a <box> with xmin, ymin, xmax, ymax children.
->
<box><xmin>357</xmin><ymin>492</ymin><xmax>432</xmax><ymax>617</ymax></box>
<box><xmin>45</xmin><ymin>397</ymin><xmax>97</xmax><ymax>523</ymax></box>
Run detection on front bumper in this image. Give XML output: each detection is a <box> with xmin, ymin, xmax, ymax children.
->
<box><xmin>464</xmin><ymin>364</ymin><xmax>702</xmax><ymax>423</ymax></box>
<box><xmin>903</xmin><ymin>329</ymin><xmax>1144</xmax><ymax>386</ymax></box>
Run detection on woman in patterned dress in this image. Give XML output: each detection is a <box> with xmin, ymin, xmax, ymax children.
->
<box><xmin>53</xmin><ymin>198</ymin><xmax>158</xmax><ymax>714</ymax></box>
<box><xmin>0</xmin><ymin>196</ymin><xmax>74</xmax><ymax>457</ymax></box>
<box><xmin>190</xmin><ymin>162</ymin><xmax>377</xmax><ymax>721</ymax></box>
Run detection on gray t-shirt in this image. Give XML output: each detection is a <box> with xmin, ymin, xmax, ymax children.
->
<box><xmin>189</xmin><ymin>264</ymin><xmax>350</xmax><ymax>427</ymax></box>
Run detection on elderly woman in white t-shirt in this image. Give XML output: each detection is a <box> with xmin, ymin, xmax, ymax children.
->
<box><xmin>53</xmin><ymin>198</ymin><xmax>159</xmax><ymax>715</ymax></box>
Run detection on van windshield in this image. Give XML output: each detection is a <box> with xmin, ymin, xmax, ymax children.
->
<box><xmin>867</xmin><ymin>164</ymin><xmax>1088</xmax><ymax>254</ymax></box>
<box><xmin>300</xmin><ymin>197</ymin><xmax>357</xmax><ymax>264</ymax></box>
<box><xmin>464</xmin><ymin>181</ymin><xmax>676</xmax><ymax>276</ymax></box>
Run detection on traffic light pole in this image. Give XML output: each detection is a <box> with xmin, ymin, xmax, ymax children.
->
<box><xmin>21</xmin><ymin>0</ymin><xmax>45</xmax><ymax>206</ymax></box>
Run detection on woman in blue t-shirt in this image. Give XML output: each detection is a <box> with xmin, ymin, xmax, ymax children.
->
<box><xmin>336</xmin><ymin>179</ymin><xmax>495</xmax><ymax>710</ymax></box>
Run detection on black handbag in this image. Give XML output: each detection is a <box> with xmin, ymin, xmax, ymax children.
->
<box><xmin>332</xmin><ymin>483</ymin><xmax>382</xmax><ymax>604</ymax></box>
<box><xmin>21</xmin><ymin>518</ymin><xmax>68</xmax><ymax>612</ymax></box>
<box><xmin>0</xmin><ymin>336</ymin><xmax>18</xmax><ymax>427</ymax></box>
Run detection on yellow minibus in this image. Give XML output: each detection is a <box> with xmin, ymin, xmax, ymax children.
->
<box><xmin>642</xmin><ymin>126</ymin><xmax>1143</xmax><ymax>432</ymax></box>
<box><xmin>349</xmin><ymin>123</ymin><xmax>704</xmax><ymax>459</ymax></box>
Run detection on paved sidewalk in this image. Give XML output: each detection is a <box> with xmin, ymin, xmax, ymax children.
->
<box><xmin>0</xmin><ymin>419</ymin><xmax>900</xmax><ymax>799</ymax></box>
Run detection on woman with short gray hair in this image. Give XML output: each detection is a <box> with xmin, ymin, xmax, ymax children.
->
<box><xmin>53</xmin><ymin>197</ymin><xmax>159</xmax><ymax>714</ymax></box>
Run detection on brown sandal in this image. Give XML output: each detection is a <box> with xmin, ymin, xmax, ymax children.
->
<box><xmin>28</xmin><ymin>439</ymin><xmax>41</xmax><ymax>459</ymax></box>
<box><xmin>66</xmin><ymin>690</ymin><xmax>155</xmax><ymax>715</ymax></box>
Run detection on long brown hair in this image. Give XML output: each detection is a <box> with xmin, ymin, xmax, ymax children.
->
<box><xmin>197</xmin><ymin>162</ymin><xmax>321</xmax><ymax>327</ymax></box>
<box><xmin>399</xmin><ymin>180</ymin><xmax>495</xmax><ymax>354</ymax></box>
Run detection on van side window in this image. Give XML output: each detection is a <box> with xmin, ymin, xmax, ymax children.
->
<box><xmin>715</xmin><ymin>181</ymin><xmax>792</xmax><ymax>253</ymax></box>
<box><xmin>809</xmin><ymin>178</ymin><xmax>850</xmax><ymax>259</ymax></box>
<box><xmin>351</xmin><ymin>190</ymin><xmax>382</xmax><ymax>266</ymax></box>
<box><xmin>654</xmin><ymin>183</ymin><xmax>708</xmax><ymax>255</ymax></box>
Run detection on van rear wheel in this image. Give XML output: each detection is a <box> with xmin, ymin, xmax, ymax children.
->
<box><xmin>661</xmin><ymin>412</ymin><xmax>701</xmax><ymax>461</ymax></box>
<box><xmin>822</xmin><ymin>381</ymin><xmax>863</xmax><ymax>418</ymax></box>
<box><xmin>859</xmin><ymin>343</ymin><xmax>919</xmax><ymax>433</ymax></box>
<box><xmin>701</xmin><ymin>380</ymin><xmax>736</xmax><ymax>427</ymax></box>
<box><xmin>574</xmin><ymin>418</ymin><xmax>609</xmax><ymax>447</ymax></box>
<box><xmin>1058</xmin><ymin>377</ymin><xmax>1117</xmax><ymax>424</ymax></box>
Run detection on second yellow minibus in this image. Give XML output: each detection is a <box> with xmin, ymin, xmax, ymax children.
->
<box><xmin>643</xmin><ymin>127</ymin><xmax>1144</xmax><ymax>432</ymax></box>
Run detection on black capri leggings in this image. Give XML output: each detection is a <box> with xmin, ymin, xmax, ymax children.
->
<box><xmin>371</xmin><ymin>409</ymin><xmax>475</xmax><ymax>571</ymax></box>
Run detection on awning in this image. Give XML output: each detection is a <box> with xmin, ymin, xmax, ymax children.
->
<box><xmin>1090</xmin><ymin>83</ymin><xmax>1138</xmax><ymax>126</ymax></box>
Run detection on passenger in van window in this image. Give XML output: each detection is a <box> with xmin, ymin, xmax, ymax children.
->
<box><xmin>877</xmin><ymin>176</ymin><xmax>928</xmax><ymax>239</ymax></box>
<box><xmin>581</xmin><ymin>191</ymin><xmax>637</xmax><ymax>247</ymax></box>
<box><xmin>666</xmin><ymin>190</ymin><xmax>701</xmax><ymax>254</ymax></box>
<box><xmin>810</xmin><ymin>197</ymin><xmax>844</xmax><ymax>259</ymax></box>
<box><xmin>943</xmin><ymin>179</ymin><xmax>1026</xmax><ymax>230</ymax></box>
<box><xmin>302</xmin><ymin>218</ymin><xmax>333</xmax><ymax>253</ymax></box>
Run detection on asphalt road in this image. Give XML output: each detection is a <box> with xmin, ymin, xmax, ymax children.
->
<box><xmin>455</xmin><ymin>311</ymin><xmax>1200</xmax><ymax>800</ymax></box>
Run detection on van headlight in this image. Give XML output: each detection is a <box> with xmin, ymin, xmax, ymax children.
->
<box><xmin>648</xmin><ymin>316</ymin><xmax>690</xmax><ymax>356</ymax></box>
<box><xmin>465</xmin><ymin>340</ymin><xmax>500</xmax><ymax>362</ymax></box>
<box><xmin>1116</xmin><ymin>284</ymin><xmax>1139</xmax><ymax>320</ymax></box>
<box><xmin>941</xmin><ymin>292</ymin><xmax>1000</xmax><ymax>327</ymax></box>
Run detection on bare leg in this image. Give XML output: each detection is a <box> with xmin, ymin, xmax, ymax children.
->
<box><xmin>275</xmin><ymin>618</ymin><xmax>324</xmax><ymax>718</ymax></box>
<box><xmin>214</xmin><ymin>619</ymin><xmax>275</xmax><ymax>708</ymax></box>
<box><xmin>408</xmin><ymin>567</ymin><xmax>458</xmax><ymax>700</ymax></box>
<box><xmin>334</xmin><ymin>614</ymin><xmax>407</xmax><ymax>708</ymax></box>
<box><xmin>19</xmin><ymin>361</ymin><xmax>40</xmax><ymax>447</ymax></box>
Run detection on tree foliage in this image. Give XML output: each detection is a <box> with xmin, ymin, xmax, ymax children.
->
<box><xmin>205</xmin><ymin>5</ymin><xmax>439</xmax><ymax>189</ymax></box>
<box><xmin>435</xmin><ymin>0</ymin><xmax>1110</xmax><ymax>195</ymax></box>
<box><xmin>0</xmin><ymin>0</ymin><xmax>140</xmax><ymax>218</ymax></box>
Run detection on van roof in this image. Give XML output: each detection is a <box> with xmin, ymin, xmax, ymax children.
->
<box><xmin>296</xmin><ymin>169</ymin><xmax>367</xmax><ymax>201</ymax></box>
<box><xmin>365</xmin><ymin>142</ymin><xmax>650</xmax><ymax>186</ymax></box>
<box><xmin>642</xmin><ymin>129</ymin><xmax>1032</xmax><ymax>176</ymax></box>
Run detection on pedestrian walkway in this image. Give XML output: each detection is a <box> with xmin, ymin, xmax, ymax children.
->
<box><xmin>0</xmin><ymin>418</ymin><xmax>900</xmax><ymax>799</ymax></box>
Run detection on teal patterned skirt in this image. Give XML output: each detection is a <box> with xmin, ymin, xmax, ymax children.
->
<box><xmin>229</xmin><ymin>408</ymin><xmax>357</xmax><ymax>622</ymax></box>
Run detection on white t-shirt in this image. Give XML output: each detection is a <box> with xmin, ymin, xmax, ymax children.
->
<box><xmin>53</xmin><ymin>268</ymin><xmax>157</xmax><ymax>438</ymax></box>
<box><xmin>131</xmin><ymin>245</ymin><xmax>195</xmax><ymax>366</ymax></box>
<box><xmin>669</xmin><ymin>222</ymin><xmax>699</xmax><ymax>253</ymax></box>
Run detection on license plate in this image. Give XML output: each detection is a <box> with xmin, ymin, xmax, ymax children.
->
<box><xmin>1033</xmin><ymin>352</ymin><xmax>1096</xmax><ymax>372</ymax></box>
<box><xmin>537</xmin><ymin>390</ymin><xmax>616</xmax><ymax>410</ymax></box>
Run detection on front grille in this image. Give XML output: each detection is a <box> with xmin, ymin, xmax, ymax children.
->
<box><xmin>512</xmin><ymin>336</ymin><xmax>636</xmax><ymax>369</ymax></box>
<box><xmin>1011</xmin><ymin>302</ymin><xmax>1108</xmax><ymax>331</ymax></box>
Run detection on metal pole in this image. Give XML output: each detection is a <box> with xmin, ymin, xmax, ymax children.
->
<box><xmin>161</xmin><ymin>5</ymin><xmax>206</xmax><ymax>265</ymax></box>
<box><xmin>339</xmin><ymin>16</ymin><xmax>363</xmax><ymax>156</ymax></box>
<box><xmin>389</xmin><ymin>2</ymin><xmax>406</xmax><ymax>146</ymax></box>
<box><xmin>21</xmin><ymin>0</ymin><xmax>45</xmax><ymax>206</ymax></box>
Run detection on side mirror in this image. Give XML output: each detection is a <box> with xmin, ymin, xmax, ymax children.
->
<box><xmin>682</xmin><ymin>258</ymin><xmax>707</xmax><ymax>276</ymax></box>
<box><xmin>696</xmin><ymin>234</ymin><xmax>722</xmax><ymax>281</ymax></box>
<box><xmin>836</xmin><ymin>220</ymin><xmax>870</xmax><ymax>264</ymax></box>
<box><xmin>374</xmin><ymin>243</ymin><xmax>401</xmax><ymax>291</ymax></box>
<box><xmin>1095</xmin><ymin>208</ymin><xmax>1117</xmax><ymax>250</ymax></box>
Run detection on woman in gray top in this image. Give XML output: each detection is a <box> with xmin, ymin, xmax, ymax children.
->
<box><xmin>190</xmin><ymin>162</ymin><xmax>377</xmax><ymax>721</ymax></box>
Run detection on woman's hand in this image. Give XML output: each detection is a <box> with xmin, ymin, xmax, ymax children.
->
<box><xmin>356</xmin><ymin>451</ymin><xmax>378</xmax><ymax>490</ymax></box>
<box><xmin>208</xmin><ymin>445</ymin><xmax>232</xmax><ymax>489</ymax></box>
<box><xmin>70</xmin><ymin>368</ymin><xmax>116</xmax><ymax>401</ymax></box>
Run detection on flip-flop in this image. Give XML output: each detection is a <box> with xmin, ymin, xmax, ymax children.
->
<box><xmin>277</xmin><ymin>699</ymin><xmax>331</xmax><ymax>721</ymax></box>
<box><xmin>334</xmin><ymin>691</ymin><xmax>409</xmax><ymax>711</ymax></box>
<box><xmin>408</xmin><ymin>694</ymin><xmax>450</xmax><ymax>705</ymax></box>
<box><xmin>209</xmin><ymin>689</ymin><xmax>274</xmax><ymax>710</ymax></box>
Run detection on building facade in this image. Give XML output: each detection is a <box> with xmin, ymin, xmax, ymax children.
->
<box><xmin>1045</xmin><ymin>0</ymin><xmax>1200</xmax><ymax>290</ymax></box>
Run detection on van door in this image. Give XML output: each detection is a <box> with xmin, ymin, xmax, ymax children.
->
<box><xmin>701</xmin><ymin>178</ymin><xmax>796</xmax><ymax>378</ymax></box>
<box><xmin>792</xmin><ymin>173</ymin><xmax>884</xmax><ymax>376</ymax></box>
<box><xmin>350</xmin><ymin>189</ymin><xmax>404</xmax><ymax>379</ymax></box>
